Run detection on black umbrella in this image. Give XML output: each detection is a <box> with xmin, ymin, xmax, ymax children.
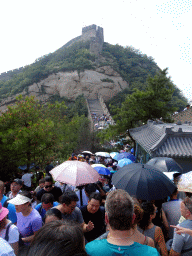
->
<box><xmin>112</xmin><ymin>163</ymin><xmax>176</xmax><ymax>201</ymax></box>
<box><xmin>146</xmin><ymin>157</ymin><xmax>183</xmax><ymax>173</ymax></box>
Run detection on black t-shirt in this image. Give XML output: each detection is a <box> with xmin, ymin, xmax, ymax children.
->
<box><xmin>80</xmin><ymin>205</ymin><xmax>106</xmax><ymax>242</ymax></box>
<box><xmin>36</xmin><ymin>187</ymin><xmax>62</xmax><ymax>202</ymax></box>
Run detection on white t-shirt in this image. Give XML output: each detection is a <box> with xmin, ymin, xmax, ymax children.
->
<box><xmin>22</xmin><ymin>173</ymin><xmax>33</xmax><ymax>187</ymax></box>
<box><xmin>0</xmin><ymin>221</ymin><xmax>19</xmax><ymax>244</ymax></box>
<box><xmin>0</xmin><ymin>237</ymin><xmax>15</xmax><ymax>256</ymax></box>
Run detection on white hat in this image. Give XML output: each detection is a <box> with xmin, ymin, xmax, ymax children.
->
<box><xmin>8</xmin><ymin>194</ymin><xmax>32</xmax><ymax>205</ymax></box>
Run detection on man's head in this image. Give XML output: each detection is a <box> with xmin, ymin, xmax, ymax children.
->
<box><xmin>181</xmin><ymin>197</ymin><xmax>192</xmax><ymax>219</ymax></box>
<box><xmin>39</xmin><ymin>178</ymin><xmax>45</xmax><ymax>189</ymax></box>
<box><xmin>44</xmin><ymin>176</ymin><xmax>53</xmax><ymax>192</ymax></box>
<box><xmin>105</xmin><ymin>189</ymin><xmax>134</xmax><ymax>231</ymax></box>
<box><xmin>0</xmin><ymin>181</ymin><xmax>5</xmax><ymax>196</ymax></box>
<box><xmin>84</xmin><ymin>183</ymin><xmax>96</xmax><ymax>198</ymax></box>
<box><xmin>10</xmin><ymin>179</ymin><xmax>22</xmax><ymax>194</ymax></box>
<box><xmin>41</xmin><ymin>193</ymin><xmax>54</xmax><ymax>211</ymax></box>
<box><xmin>87</xmin><ymin>192</ymin><xmax>102</xmax><ymax>214</ymax></box>
<box><xmin>61</xmin><ymin>191</ymin><xmax>79</xmax><ymax>215</ymax></box>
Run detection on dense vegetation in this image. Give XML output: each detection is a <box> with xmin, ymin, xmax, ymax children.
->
<box><xmin>0</xmin><ymin>41</ymin><xmax>96</xmax><ymax>101</ymax></box>
<box><xmin>100</xmin><ymin>43</ymin><xmax>188</xmax><ymax>112</ymax></box>
<box><xmin>0</xmin><ymin>95</ymin><xmax>92</xmax><ymax>180</ymax></box>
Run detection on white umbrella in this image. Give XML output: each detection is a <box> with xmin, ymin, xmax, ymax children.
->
<box><xmin>177</xmin><ymin>171</ymin><xmax>192</xmax><ymax>193</ymax></box>
<box><xmin>50</xmin><ymin>160</ymin><xmax>100</xmax><ymax>186</ymax></box>
<box><xmin>95</xmin><ymin>152</ymin><xmax>110</xmax><ymax>158</ymax></box>
<box><xmin>82</xmin><ymin>151</ymin><xmax>93</xmax><ymax>155</ymax></box>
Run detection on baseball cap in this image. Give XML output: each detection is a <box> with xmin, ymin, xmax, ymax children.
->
<box><xmin>12</xmin><ymin>179</ymin><xmax>23</xmax><ymax>186</ymax></box>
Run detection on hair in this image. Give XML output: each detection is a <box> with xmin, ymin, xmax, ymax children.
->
<box><xmin>41</xmin><ymin>193</ymin><xmax>54</xmax><ymax>204</ymax></box>
<box><xmin>183</xmin><ymin>197</ymin><xmax>192</xmax><ymax>214</ymax></box>
<box><xmin>19</xmin><ymin>191</ymin><xmax>32</xmax><ymax>200</ymax></box>
<box><xmin>84</xmin><ymin>183</ymin><xmax>96</xmax><ymax>196</ymax></box>
<box><xmin>138</xmin><ymin>202</ymin><xmax>155</xmax><ymax>230</ymax></box>
<box><xmin>39</xmin><ymin>178</ymin><xmax>45</xmax><ymax>184</ymax></box>
<box><xmin>89</xmin><ymin>192</ymin><xmax>102</xmax><ymax>204</ymax></box>
<box><xmin>26</xmin><ymin>220</ymin><xmax>87</xmax><ymax>256</ymax></box>
<box><xmin>61</xmin><ymin>191</ymin><xmax>79</xmax><ymax>205</ymax></box>
<box><xmin>105</xmin><ymin>189</ymin><xmax>134</xmax><ymax>231</ymax></box>
<box><xmin>44</xmin><ymin>176</ymin><xmax>53</xmax><ymax>183</ymax></box>
<box><xmin>0</xmin><ymin>181</ymin><xmax>4</xmax><ymax>194</ymax></box>
<box><xmin>45</xmin><ymin>208</ymin><xmax>62</xmax><ymax>221</ymax></box>
<box><xmin>131</xmin><ymin>197</ymin><xmax>144</xmax><ymax>226</ymax></box>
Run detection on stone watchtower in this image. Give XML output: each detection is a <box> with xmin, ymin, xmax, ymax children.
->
<box><xmin>81</xmin><ymin>24</ymin><xmax>104</xmax><ymax>55</ymax></box>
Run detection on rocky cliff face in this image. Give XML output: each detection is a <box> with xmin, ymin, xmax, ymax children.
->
<box><xmin>0</xmin><ymin>66</ymin><xmax>128</xmax><ymax>112</ymax></box>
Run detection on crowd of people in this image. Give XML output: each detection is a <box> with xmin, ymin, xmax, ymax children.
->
<box><xmin>0</xmin><ymin>152</ymin><xmax>192</xmax><ymax>256</ymax></box>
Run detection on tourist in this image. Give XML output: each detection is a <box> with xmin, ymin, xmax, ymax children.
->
<box><xmin>8</xmin><ymin>191</ymin><xmax>42</xmax><ymax>245</ymax></box>
<box><xmin>44</xmin><ymin>208</ymin><xmax>62</xmax><ymax>224</ymax></box>
<box><xmin>138</xmin><ymin>202</ymin><xmax>168</xmax><ymax>256</ymax></box>
<box><xmin>85</xmin><ymin>189</ymin><xmax>159</xmax><ymax>255</ymax></box>
<box><xmin>22</xmin><ymin>170</ymin><xmax>33</xmax><ymax>191</ymax></box>
<box><xmin>169</xmin><ymin>197</ymin><xmax>192</xmax><ymax>255</ymax></box>
<box><xmin>54</xmin><ymin>191</ymin><xmax>94</xmax><ymax>233</ymax></box>
<box><xmin>0</xmin><ymin>203</ymin><xmax>19</xmax><ymax>255</ymax></box>
<box><xmin>35</xmin><ymin>193</ymin><xmax>59</xmax><ymax>223</ymax></box>
<box><xmin>25</xmin><ymin>220</ymin><xmax>87</xmax><ymax>256</ymax></box>
<box><xmin>0</xmin><ymin>181</ymin><xmax>17</xmax><ymax>224</ymax></box>
<box><xmin>0</xmin><ymin>237</ymin><xmax>15</xmax><ymax>256</ymax></box>
<box><xmin>36</xmin><ymin>176</ymin><xmax>62</xmax><ymax>203</ymax></box>
<box><xmin>6</xmin><ymin>179</ymin><xmax>22</xmax><ymax>199</ymax></box>
<box><xmin>162</xmin><ymin>188</ymin><xmax>181</xmax><ymax>239</ymax></box>
<box><xmin>80</xmin><ymin>192</ymin><xmax>105</xmax><ymax>242</ymax></box>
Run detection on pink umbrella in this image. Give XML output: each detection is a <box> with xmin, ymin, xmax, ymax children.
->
<box><xmin>50</xmin><ymin>160</ymin><xmax>100</xmax><ymax>186</ymax></box>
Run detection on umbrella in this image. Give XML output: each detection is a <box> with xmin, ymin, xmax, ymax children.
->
<box><xmin>118</xmin><ymin>158</ymin><xmax>133</xmax><ymax>168</ymax></box>
<box><xmin>93</xmin><ymin>166</ymin><xmax>111</xmax><ymax>176</ymax></box>
<box><xmin>110</xmin><ymin>152</ymin><xmax>119</xmax><ymax>159</ymax></box>
<box><xmin>114</xmin><ymin>152</ymin><xmax>136</xmax><ymax>162</ymax></box>
<box><xmin>91</xmin><ymin>164</ymin><xmax>106</xmax><ymax>168</ymax></box>
<box><xmin>95</xmin><ymin>152</ymin><xmax>110</xmax><ymax>158</ymax></box>
<box><xmin>146</xmin><ymin>157</ymin><xmax>183</xmax><ymax>173</ymax></box>
<box><xmin>50</xmin><ymin>160</ymin><xmax>100</xmax><ymax>186</ymax></box>
<box><xmin>112</xmin><ymin>163</ymin><xmax>176</xmax><ymax>200</ymax></box>
<box><xmin>82</xmin><ymin>151</ymin><xmax>93</xmax><ymax>155</ymax></box>
<box><xmin>177</xmin><ymin>171</ymin><xmax>192</xmax><ymax>193</ymax></box>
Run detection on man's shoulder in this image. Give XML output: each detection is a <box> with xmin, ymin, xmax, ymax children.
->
<box><xmin>52</xmin><ymin>186</ymin><xmax>62</xmax><ymax>193</ymax></box>
<box><xmin>36</xmin><ymin>188</ymin><xmax>45</xmax><ymax>196</ymax></box>
<box><xmin>86</xmin><ymin>240</ymin><xmax>159</xmax><ymax>256</ymax></box>
<box><xmin>179</xmin><ymin>219</ymin><xmax>192</xmax><ymax>228</ymax></box>
<box><xmin>79</xmin><ymin>205</ymin><xmax>87</xmax><ymax>212</ymax></box>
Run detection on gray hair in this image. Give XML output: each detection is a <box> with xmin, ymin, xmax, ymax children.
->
<box><xmin>105</xmin><ymin>189</ymin><xmax>134</xmax><ymax>231</ymax></box>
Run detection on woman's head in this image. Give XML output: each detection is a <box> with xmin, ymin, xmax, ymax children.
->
<box><xmin>8</xmin><ymin>191</ymin><xmax>32</xmax><ymax>213</ymax></box>
<box><xmin>26</xmin><ymin>220</ymin><xmax>87</xmax><ymax>256</ymax></box>
<box><xmin>138</xmin><ymin>202</ymin><xmax>156</xmax><ymax>230</ymax></box>
<box><xmin>45</xmin><ymin>208</ymin><xmax>62</xmax><ymax>224</ymax></box>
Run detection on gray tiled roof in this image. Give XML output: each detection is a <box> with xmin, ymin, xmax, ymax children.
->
<box><xmin>129</xmin><ymin>120</ymin><xmax>192</xmax><ymax>158</ymax></box>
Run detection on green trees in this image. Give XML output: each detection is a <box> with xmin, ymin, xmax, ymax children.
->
<box><xmin>102</xmin><ymin>69</ymin><xmax>178</xmax><ymax>139</ymax></box>
<box><xmin>0</xmin><ymin>95</ymin><xmax>90</xmax><ymax>179</ymax></box>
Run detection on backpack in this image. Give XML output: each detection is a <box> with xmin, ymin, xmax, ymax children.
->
<box><xmin>3</xmin><ymin>199</ymin><xmax>10</xmax><ymax>209</ymax></box>
<box><xmin>5</xmin><ymin>222</ymin><xmax>24</xmax><ymax>247</ymax></box>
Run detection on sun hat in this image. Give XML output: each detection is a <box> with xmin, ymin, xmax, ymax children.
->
<box><xmin>0</xmin><ymin>203</ymin><xmax>9</xmax><ymax>221</ymax></box>
<box><xmin>8</xmin><ymin>194</ymin><xmax>32</xmax><ymax>205</ymax></box>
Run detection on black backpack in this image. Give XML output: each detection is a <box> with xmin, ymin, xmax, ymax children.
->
<box><xmin>5</xmin><ymin>222</ymin><xmax>24</xmax><ymax>247</ymax></box>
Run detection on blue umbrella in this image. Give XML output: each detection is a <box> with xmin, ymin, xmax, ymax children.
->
<box><xmin>116</xmin><ymin>152</ymin><xmax>136</xmax><ymax>162</ymax></box>
<box><xmin>93</xmin><ymin>166</ymin><xmax>111</xmax><ymax>176</ymax></box>
<box><xmin>110</xmin><ymin>152</ymin><xmax>119</xmax><ymax>159</ymax></box>
<box><xmin>118</xmin><ymin>158</ymin><xmax>133</xmax><ymax>168</ymax></box>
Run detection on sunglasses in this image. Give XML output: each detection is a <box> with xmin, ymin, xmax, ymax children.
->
<box><xmin>45</xmin><ymin>185</ymin><xmax>52</xmax><ymax>188</ymax></box>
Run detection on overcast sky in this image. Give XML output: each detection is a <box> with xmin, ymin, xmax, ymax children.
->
<box><xmin>0</xmin><ymin>0</ymin><xmax>191</xmax><ymax>101</ymax></box>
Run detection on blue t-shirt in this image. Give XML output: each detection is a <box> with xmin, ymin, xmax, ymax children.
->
<box><xmin>1</xmin><ymin>195</ymin><xmax>17</xmax><ymax>224</ymax></box>
<box><xmin>86</xmin><ymin>239</ymin><xmax>159</xmax><ymax>256</ymax></box>
<box><xmin>35</xmin><ymin>202</ymin><xmax>59</xmax><ymax>220</ymax></box>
